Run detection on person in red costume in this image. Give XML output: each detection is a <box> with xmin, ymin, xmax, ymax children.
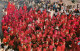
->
<box><xmin>56</xmin><ymin>42</ymin><xmax>62</xmax><ymax>51</ymax></box>
<box><xmin>49</xmin><ymin>45</ymin><xmax>54</xmax><ymax>51</ymax></box>
<box><xmin>37</xmin><ymin>47</ymin><xmax>42</xmax><ymax>51</ymax></box>
<box><xmin>18</xmin><ymin>45</ymin><xmax>23</xmax><ymax>51</ymax></box>
<box><xmin>9</xmin><ymin>40</ymin><xmax>14</xmax><ymax>47</ymax></box>
<box><xmin>3</xmin><ymin>38</ymin><xmax>7</xmax><ymax>45</ymax></box>
<box><xmin>61</xmin><ymin>39</ymin><xmax>65</xmax><ymax>51</ymax></box>
<box><xmin>23</xmin><ymin>4</ymin><xmax>27</xmax><ymax>12</ymax></box>
<box><xmin>76</xmin><ymin>38</ymin><xmax>80</xmax><ymax>51</ymax></box>
<box><xmin>3</xmin><ymin>30</ymin><xmax>8</xmax><ymax>38</ymax></box>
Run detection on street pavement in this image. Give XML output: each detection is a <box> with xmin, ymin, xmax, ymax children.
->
<box><xmin>0</xmin><ymin>1</ymin><xmax>7</xmax><ymax>39</ymax></box>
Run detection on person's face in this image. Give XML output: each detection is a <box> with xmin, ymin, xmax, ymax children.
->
<box><xmin>75</xmin><ymin>41</ymin><xmax>77</xmax><ymax>44</ymax></box>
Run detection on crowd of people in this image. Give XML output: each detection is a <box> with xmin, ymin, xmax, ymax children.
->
<box><xmin>1</xmin><ymin>1</ymin><xmax>80</xmax><ymax>51</ymax></box>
